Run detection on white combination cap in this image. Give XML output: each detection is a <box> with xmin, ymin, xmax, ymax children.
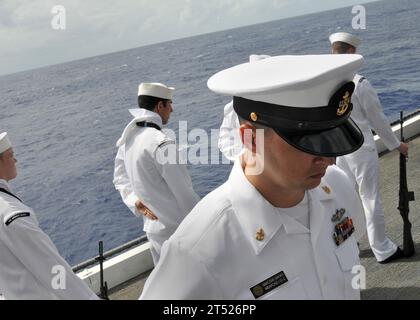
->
<box><xmin>138</xmin><ymin>82</ymin><xmax>174</xmax><ymax>100</ymax></box>
<box><xmin>329</xmin><ymin>32</ymin><xmax>361</xmax><ymax>48</ymax></box>
<box><xmin>0</xmin><ymin>132</ymin><xmax>12</xmax><ymax>154</ymax></box>
<box><xmin>208</xmin><ymin>54</ymin><xmax>365</xmax><ymax>157</ymax></box>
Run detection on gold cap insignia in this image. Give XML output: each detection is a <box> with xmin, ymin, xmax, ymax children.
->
<box><xmin>336</xmin><ymin>91</ymin><xmax>350</xmax><ymax>116</ymax></box>
<box><xmin>255</xmin><ymin>228</ymin><xmax>265</xmax><ymax>241</ymax></box>
<box><xmin>250</xmin><ymin>112</ymin><xmax>258</xmax><ymax>122</ymax></box>
<box><xmin>322</xmin><ymin>186</ymin><xmax>331</xmax><ymax>194</ymax></box>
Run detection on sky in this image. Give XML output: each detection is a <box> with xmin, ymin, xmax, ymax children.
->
<box><xmin>0</xmin><ymin>0</ymin><xmax>380</xmax><ymax>76</ymax></box>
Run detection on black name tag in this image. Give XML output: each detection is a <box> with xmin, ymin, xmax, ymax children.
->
<box><xmin>250</xmin><ymin>271</ymin><xmax>288</xmax><ymax>299</ymax></box>
<box><xmin>5</xmin><ymin>212</ymin><xmax>30</xmax><ymax>226</ymax></box>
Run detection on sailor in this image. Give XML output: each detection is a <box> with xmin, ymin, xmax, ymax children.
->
<box><xmin>329</xmin><ymin>32</ymin><xmax>408</xmax><ymax>263</ymax></box>
<box><xmin>218</xmin><ymin>54</ymin><xmax>271</xmax><ymax>161</ymax></box>
<box><xmin>0</xmin><ymin>132</ymin><xmax>98</xmax><ymax>300</ymax></box>
<box><xmin>140</xmin><ymin>54</ymin><xmax>366</xmax><ymax>300</ymax></box>
<box><xmin>113</xmin><ymin>83</ymin><xmax>200</xmax><ymax>265</ymax></box>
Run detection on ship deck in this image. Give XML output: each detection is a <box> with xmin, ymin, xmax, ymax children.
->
<box><xmin>109</xmin><ymin>133</ymin><xmax>420</xmax><ymax>300</ymax></box>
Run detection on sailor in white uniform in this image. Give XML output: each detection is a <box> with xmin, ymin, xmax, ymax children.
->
<box><xmin>141</xmin><ymin>54</ymin><xmax>366</xmax><ymax>300</ymax></box>
<box><xmin>0</xmin><ymin>132</ymin><xmax>98</xmax><ymax>300</ymax></box>
<box><xmin>218</xmin><ymin>55</ymin><xmax>271</xmax><ymax>162</ymax></box>
<box><xmin>113</xmin><ymin>83</ymin><xmax>200</xmax><ymax>265</ymax></box>
<box><xmin>218</xmin><ymin>54</ymin><xmax>366</xmax><ymax>243</ymax></box>
<box><xmin>329</xmin><ymin>32</ymin><xmax>409</xmax><ymax>263</ymax></box>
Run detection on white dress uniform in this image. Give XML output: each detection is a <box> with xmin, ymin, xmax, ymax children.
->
<box><xmin>0</xmin><ymin>180</ymin><xmax>98</xmax><ymax>300</ymax></box>
<box><xmin>113</xmin><ymin>108</ymin><xmax>200</xmax><ymax>264</ymax></box>
<box><xmin>336</xmin><ymin>75</ymin><xmax>400</xmax><ymax>261</ymax></box>
<box><xmin>140</xmin><ymin>163</ymin><xmax>362</xmax><ymax>300</ymax></box>
<box><xmin>141</xmin><ymin>54</ymin><xmax>366</xmax><ymax>300</ymax></box>
<box><xmin>217</xmin><ymin>55</ymin><xmax>367</xmax><ymax>242</ymax></box>
<box><xmin>330</xmin><ymin>32</ymin><xmax>402</xmax><ymax>262</ymax></box>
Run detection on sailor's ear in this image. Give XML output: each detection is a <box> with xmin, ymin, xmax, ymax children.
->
<box><xmin>154</xmin><ymin>100</ymin><xmax>165</xmax><ymax>114</ymax></box>
<box><xmin>156</xmin><ymin>100</ymin><xmax>164</xmax><ymax>110</ymax></box>
<box><xmin>239</xmin><ymin>123</ymin><xmax>257</xmax><ymax>152</ymax></box>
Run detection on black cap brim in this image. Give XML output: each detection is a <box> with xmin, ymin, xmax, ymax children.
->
<box><xmin>273</xmin><ymin>117</ymin><xmax>364</xmax><ymax>157</ymax></box>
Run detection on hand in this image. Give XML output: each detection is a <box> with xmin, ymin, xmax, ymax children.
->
<box><xmin>398</xmin><ymin>142</ymin><xmax>408</xmax><ymax>158</ymax></box>
<box><xmin>135</xmin><ymin>199</ymin><xmax>158</xmax><ymax>220</ymax></box>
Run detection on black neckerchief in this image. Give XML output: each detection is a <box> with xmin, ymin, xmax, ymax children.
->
<box><xmin>136</xmin><ymin>121</ymin><xmax>161</xmax><ymax>131</ymax></box>
<box><xmin>0</xmin><ymin>187</ymin><xmax>22</xmax><ymax>202</ymax></box>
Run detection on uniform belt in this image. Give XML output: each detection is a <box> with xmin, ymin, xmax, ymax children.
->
<box><xmin>136</xmin><ymin>121</ymin><xmax>161</xmax><ymax>131</ymax></box>
<box><xmin>0</xmin><ymin>187</ymin><xmax>22</xmax><ymax>202</ymax></box>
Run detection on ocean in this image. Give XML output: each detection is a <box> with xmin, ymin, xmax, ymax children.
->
<box><xmin>0</xmin><ymin>0</ymin><xmax>419</xmax><ymax>265</ymax></box>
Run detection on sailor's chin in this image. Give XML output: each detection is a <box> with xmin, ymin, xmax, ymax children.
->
<box><xmin>306</xmin><ymin>175</ymin><xmax>324</xmax><ymax>189</ymax></box>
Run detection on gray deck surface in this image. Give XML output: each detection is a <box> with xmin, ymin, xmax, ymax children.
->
<box><xmin>359</xmin><ymin>133</ymin><xmax>420</xmax><ymax>300</ymax></box>
<box><xmin>109</xmin><ymin>134</ymin><xmax>420</xmax><ymax>300</ymax></box>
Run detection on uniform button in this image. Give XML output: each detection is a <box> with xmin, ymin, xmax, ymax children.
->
<box><xmin>255</xmin><ymin>228</ymin><xmax>265</xmax><ymax>241</ymax></box>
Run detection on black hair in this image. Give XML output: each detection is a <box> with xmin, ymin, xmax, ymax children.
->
<box><xmin>138</xmin><ymin>95</ymin><xmax>169</xmax><ymax>111</ymax></box>
<box><xmin>331</xmin><ymin>41</ymin><xmax>356</xmax><ymax>54</ymax></box>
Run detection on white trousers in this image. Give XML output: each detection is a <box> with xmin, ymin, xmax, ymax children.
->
<box><xmin>337</xmin><ymin>148</ymin><xmax>397</xmax><ymax>262</ymax></box>
<box><xmin>147</xmin><ymin>228</ymin><xmax>175</xmax><ymax>266</ymax></box>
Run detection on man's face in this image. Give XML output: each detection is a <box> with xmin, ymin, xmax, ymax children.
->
<box><xmin>262</xmin><ymin>130</ymin><xmax>335</xmax><ymax>191</ymax></box>
<box><xmin>159</xmin><ymin>100</ymin><xmax>173</xmax><ymax>125</ymax></box>
<box><xmin>0</xmin><ymin>148</ymin><xmax>17</xmax><ymax>181</ymax></box>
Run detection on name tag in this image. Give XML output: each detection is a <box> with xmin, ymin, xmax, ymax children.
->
<box><xmin>250</xmin><ymin>271</ymin><xmax>288</xmax><ymax>299</ymax></box>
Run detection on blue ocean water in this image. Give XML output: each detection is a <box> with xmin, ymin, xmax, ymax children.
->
<box><xmin>0</xmin><ymin>0</ymin><xmax>419</xmax><ymax>265</ymax></box>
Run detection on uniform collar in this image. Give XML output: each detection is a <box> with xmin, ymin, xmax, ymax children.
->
<box><xmin>0</xmin><ymin>179</ymin><xmax>11</xmax><ymax>192</ymax></box>
<box><xmin>116</xmin><ymin>109</ymin><xmax>163</xmax><ymax>147</ymax></box>
<box><xmin>228</xmin><ymin>161</ymin><xmax>312</xmax><ymax>256</ymax></box>
<box><xmin>128</xmin><ymin>108</ymin><xmax>163</xmax><ymax>126</ymax></box>
<box><xmin>308</xmin><ymin>179</ymin><xmax>335</xmax><ymax>244</ymax></box>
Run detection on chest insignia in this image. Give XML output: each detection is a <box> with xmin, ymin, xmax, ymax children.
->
<box><xmin>333</xmin><ymin>215</ymin><xmax>355</xmax><ymax>246</ymax></box>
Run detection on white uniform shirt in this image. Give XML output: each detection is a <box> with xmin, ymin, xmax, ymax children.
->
<box><xmin>140</xmin><ymin>163</ymin><xmax>363</xmax><ymax>300</ymax></box>
<box><xmin>0</xmin><ymin>180</ymin><xmax>98</xmax><ymax>300</ymax></box>
<box><xmin>113</xmin><ymin>109</ymin><xmax>200</xmax><ymax>235</ymax></box>
<box><xmin>350</xmin><ymin>74</ymin><xmax>400</xmax><ymax>152</ymax></box>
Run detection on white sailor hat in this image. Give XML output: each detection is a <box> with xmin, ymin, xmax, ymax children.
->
<box><xmin>0</xmin><ymin>132</ymin><xmax>12</xmax><ymax>154</ymax></box>
<box><xmin>138</xmin><ymin>82</ymin><xmax>174</xmax><ymax>100</ymax></box>
<box><xmin>329</xmin><ymin>32</ymin><xmax>361</xmax><ymax>48</ymax></box>
<box><xmin>208</xmin><ymin>54</ymin><xmax>365</xmax><ymax>157</ymax></box>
